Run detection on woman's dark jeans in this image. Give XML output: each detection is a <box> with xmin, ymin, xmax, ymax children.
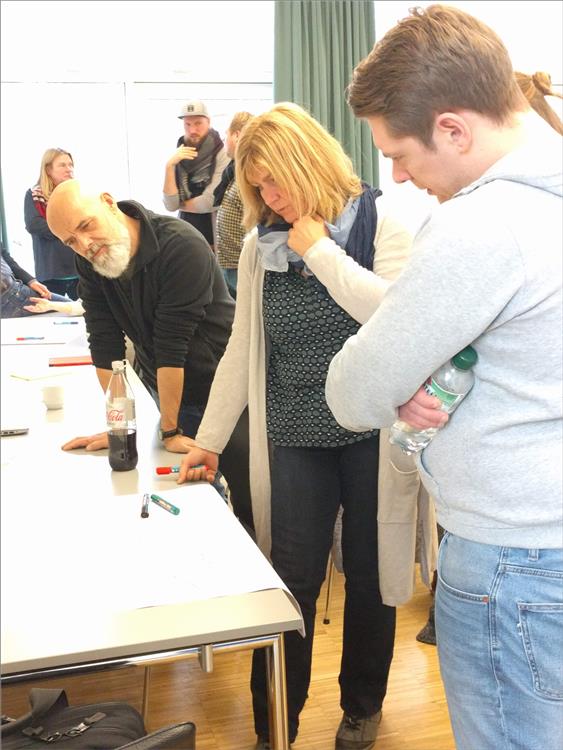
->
<box><xmin>251</xmin><ymin>434</ymin><xmax>396</xmax><ymax>742</ymax></box>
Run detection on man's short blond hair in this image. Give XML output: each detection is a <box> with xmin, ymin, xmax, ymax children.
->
<box><xmin>228</xmin><ymin>111</ymin><xmax>254</xmax><ymax>134</ymax></box>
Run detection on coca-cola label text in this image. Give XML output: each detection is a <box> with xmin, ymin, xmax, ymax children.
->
<box><xmin>107</xmin><ymin>397</ymin><xmax>131</xmax><ymax>427</ymax></box>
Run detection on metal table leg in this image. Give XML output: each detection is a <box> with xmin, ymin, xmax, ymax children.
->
<box><xmin>266</xmin><ymin>633</ymin><xmax>289</xmax><ymax>750</ymax></box>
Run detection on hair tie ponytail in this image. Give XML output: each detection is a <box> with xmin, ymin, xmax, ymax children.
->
<box><xmin>532</xmin><ymin>71</ymin><xmax>553</xmax><ymax>96</ymax></box>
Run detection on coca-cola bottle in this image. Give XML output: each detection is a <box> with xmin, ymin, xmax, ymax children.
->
<box><xmin>106</xmin><ymin>359</ymin><xmax>138</xmax><ymax>471</ymax></box>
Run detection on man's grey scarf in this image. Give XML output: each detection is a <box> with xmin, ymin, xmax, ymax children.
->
<box><xmin>175</xmin><ymin>128</ymin><xmax>224</xmax><ymax>201</ymax></box>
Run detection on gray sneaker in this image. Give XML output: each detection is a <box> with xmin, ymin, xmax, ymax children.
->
<box><xmin>335</xmin><ymin>710</ymin><xmax>382</xmax><ymax>749</ymax></box>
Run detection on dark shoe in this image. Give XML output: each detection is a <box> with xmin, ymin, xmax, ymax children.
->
<box><xmin>255</xmin><ymin>738</ymin><xmax>293</xmax><ymax>750</ymax></box>
<box><xmin>335</xmin><ymin>711</ymin><xmax>382</xmax><ymax>749</ymax></box>
<box><xmin>416</xmin><ymin>603</ymin><xmax>437</xmax><ymax>645</ymax></box>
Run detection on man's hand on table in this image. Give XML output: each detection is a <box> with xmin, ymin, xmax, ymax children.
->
<box><xmin>62</xmin><ymin>432</ymin><xmax>109</xmax><ymax>451</ymax></box>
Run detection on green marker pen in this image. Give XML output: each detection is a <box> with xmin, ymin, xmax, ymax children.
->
<box><xmin>150</xmin><ymin>494</ymin><xmax>180</xmax><ymax>515</ymax></box>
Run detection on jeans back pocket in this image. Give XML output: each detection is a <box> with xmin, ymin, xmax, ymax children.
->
<box><xmin>518</xmin><ymin>603</ymin><xmax>563</xmax><ymax>700</ymax></box>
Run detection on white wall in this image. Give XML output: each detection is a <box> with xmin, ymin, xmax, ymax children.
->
<box><xmin>1</xmin><ymin>1</ymin><xmax>562</xmax><ymax>268</ymax></box>
<box><xmin>0</xmin><ymin>1</ymin><xmax>275</xmax><ymax>268</ymax></box>
<box><xmin>374</xmin><ymin>1</ymin><xmax>563</xmax><ymax>235</ymax></box>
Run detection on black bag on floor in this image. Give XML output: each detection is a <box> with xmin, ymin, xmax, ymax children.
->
<box><xmin>1</xmin><ymin>688</ymin><xmax>146</xmax><ymax>749</ymax></box>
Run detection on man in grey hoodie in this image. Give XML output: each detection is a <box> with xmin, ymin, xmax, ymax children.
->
<box><xmin>325</xmin><ymin>6</ymin><xmax>562</xmax><ymax>750</ymax></box>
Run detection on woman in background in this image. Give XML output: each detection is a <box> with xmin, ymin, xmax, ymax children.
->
<box><xmin>24</xmin><ymin>148</ymin><xmax>79</xmax><ymax>299</ymax></box>
<box><xmin>177</xmin><ymin>103</ymin><xmax>423</xmax><ymax>750</ymax></box>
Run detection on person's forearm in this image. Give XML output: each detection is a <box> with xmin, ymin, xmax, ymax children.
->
<box><xmin>163</xmin><ymin>161</ymin><xmax>179</xmax><ymax>197</ymax></box>
<box><xmin>3</xmin><ymin>252</ymin><xmax>34</xmax><ymax>285</ymax></box>
<box><xmin>156</xmin><ymin>367</ymin><xmax>184</xmax><ymax>430</ymax></box>
<box><xmin>305</xmin><ymin>238</ymin><xmax>391</xmax><ymax>324</ymax></box>
<box><xmin>96</xmin><ymin>367</ymin><xmax>112</xmax><ymax>393</ymax></box>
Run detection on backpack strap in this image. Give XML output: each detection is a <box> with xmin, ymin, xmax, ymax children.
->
<box><xmin>22</xmin><ymin>707</ymin><xmax>106</xmax><ymax>743</ymax></box>
<box><xmin>29</xmin><ymin>689</ymin><xmax>69</xmax><ymax>723</ymax></box>
<box><xmin>0</xmin><ymin>689</ymin><xmax>68</xmax><ymax>738</ymax></box>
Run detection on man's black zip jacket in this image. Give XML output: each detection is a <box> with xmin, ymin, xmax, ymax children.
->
<box><xmin>75</xmin><ymin>200</ymin><xmax>235</xmax><ymax>405</ymax></box>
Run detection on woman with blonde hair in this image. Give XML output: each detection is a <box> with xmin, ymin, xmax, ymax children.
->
<box><xmin>176</xmin><ymin>103</ymin><xmax>430</xmax><ymax>750</ymax></box>
<box><xmin>24</xmin><ymin>148</ymin><xmax>79</xmax><ymax>299</ymax></box>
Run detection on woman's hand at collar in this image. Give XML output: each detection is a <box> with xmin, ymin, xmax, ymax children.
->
<box><xmin>288</xmin><ymin>215</ymin><xmax>328</xmax><ymax>256</ymax></box>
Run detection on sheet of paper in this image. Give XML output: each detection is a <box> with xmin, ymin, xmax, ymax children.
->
<box><xmin>1</xmin><ymin>316</ymin><xmax>88</xmax><ymax>348</ymax></box>
<box><xmin>1</xmin><ymin>487</ymin><xmax>296</xmax><ymax>621</ymax></box>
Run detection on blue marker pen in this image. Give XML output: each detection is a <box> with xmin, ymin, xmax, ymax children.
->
<box><xmin>53</xmin><ymin>321</ymin><xmax>79</xmax><ymax>325</ymax></box>
<box><xmin>150</xmin><ymin>494</ymin><xmax>180</xmax><ymax>515</ymax></box>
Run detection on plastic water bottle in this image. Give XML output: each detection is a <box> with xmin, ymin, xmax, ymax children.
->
<box><xmin>389</xmin><ymin>345</ymin><xmax>478</xmax><ymax>455</ymax></box>
<box><xmin>106</xmin><ymin>359</ymin><xmax>138</xmax><ymax>471</ymax></box>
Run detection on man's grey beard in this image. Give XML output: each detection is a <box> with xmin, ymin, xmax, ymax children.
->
<box><xmin>93</xmin><ymin>240</ymin><xmax>131</xmax><ymax>278</ymax></box>
<box><xmin>89</xmin><ymin>223</ymin><xmax>132</xmax><ymax>279</ymax></box>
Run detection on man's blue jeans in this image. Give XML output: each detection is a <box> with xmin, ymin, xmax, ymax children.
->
<box><xmin>251</xmin><ymin>436</ymin><xmax>396</xmax><ymax>742</ymax></box>
<box><xmin>436</xmin><ymin>532</ymin><xmax>563</xmax><ymax>750</ymax></box>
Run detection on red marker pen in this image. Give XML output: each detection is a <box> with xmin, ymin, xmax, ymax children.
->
<box><xmin>156</xmin><ymin>464</ymin><xmax>207</xmax><ymax>475</ymax></box>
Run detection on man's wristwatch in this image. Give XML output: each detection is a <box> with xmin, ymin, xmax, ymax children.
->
<box><xmin>158</xmin><ymin>426</ymin><xmax>184</xmax><ymax>441</ymax></box>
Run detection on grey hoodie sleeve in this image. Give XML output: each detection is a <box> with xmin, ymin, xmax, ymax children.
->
<box><xmin>326</xmin><ymin>198</ymin><xmax>525</xmax><ymax>431</ymax></box>
<box><xmin>163</xmin><ymin>192</ymin><xmax>180</xmax><ymax>212</ymax></box>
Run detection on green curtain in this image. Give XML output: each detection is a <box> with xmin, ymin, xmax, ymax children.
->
<box><xmin>274</xmin><ymin>0</ymin><xmax>378</xmax><ymax>187</ymax></box>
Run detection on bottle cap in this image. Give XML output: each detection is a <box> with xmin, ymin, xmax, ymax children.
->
<box><xmin>452</xmin><ymin>346</ymin><xmax>478</xmax><ymax>370</ymax></box>
<box><xmin>111</xmin><ymin>360</ymin><xmax>126</xmax><ymax>372</ymax></box>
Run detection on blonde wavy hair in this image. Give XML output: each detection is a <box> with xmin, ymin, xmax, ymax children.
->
<box><xmin>37</xmin><ymin>148</ymin><xmax>74</xmax><ymax>199</ymax></box>
<box><xmin>235</xmin><ymin>102</ymin><xmax>362</xmax><ymax>230</ymax></box>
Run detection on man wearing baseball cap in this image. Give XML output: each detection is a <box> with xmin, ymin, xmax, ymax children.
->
<box><xmin>163</xmin><ymin>99</ymin><xmax>230</xmax><ymax>247</ymax></box>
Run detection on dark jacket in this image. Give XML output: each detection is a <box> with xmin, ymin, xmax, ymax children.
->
<box><xmin>76</xmin><ymin>200</ymin><xmax>235</xmax><ymax>405</ymax></box>
<box><xmin>1</xmin><ymin>242</ymin><xmax>34</xmax><ymax>288</ymax></box>
<box><xmin>24</xmin><ymin>188</ymin><xmax>78</xmax><ymax>281</ymax></box>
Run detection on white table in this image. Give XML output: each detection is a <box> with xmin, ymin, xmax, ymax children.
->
<box><xmin>0</xmin><ymin>317</ymin><xmax>302</xmax><ymax>750</ymax></box>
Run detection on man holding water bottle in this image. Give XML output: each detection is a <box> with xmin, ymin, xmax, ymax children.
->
<box><xmin>326</xmin><ymin>6</ymin><xmax>562</xmax><ymax>750</ymax></box>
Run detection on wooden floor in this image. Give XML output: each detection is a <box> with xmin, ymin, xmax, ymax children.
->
<box><xmin>1</xmin><ymin>570</ymin><xmax>455</xmax><ymax>750</ymax></box>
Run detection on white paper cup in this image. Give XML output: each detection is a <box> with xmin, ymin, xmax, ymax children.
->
<box><xmin>42</xmin><ymin>385</ymin><xmax>64</xmax><ymax>410</ymax></box>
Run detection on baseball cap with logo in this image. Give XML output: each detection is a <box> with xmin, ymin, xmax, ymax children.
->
<box><xmin>178</xmin><ymin>100</ymin><xmax>210</xmax><ymax>119</ymax></box>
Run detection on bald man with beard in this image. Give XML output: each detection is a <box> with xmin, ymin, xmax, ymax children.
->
<box><xmin>47</xmin><ymin>179</ymin><xmax>253</xmax><ymax>532</ymax></box>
